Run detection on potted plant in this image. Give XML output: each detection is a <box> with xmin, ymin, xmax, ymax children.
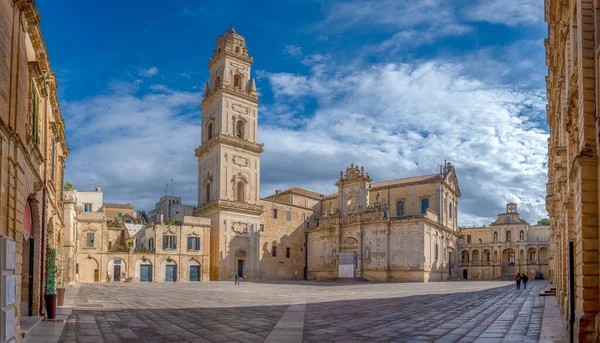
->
<box><xmin>44</xmin><ymin>248</ymin><xmax>57</xmax><ymax>319</ymax></box>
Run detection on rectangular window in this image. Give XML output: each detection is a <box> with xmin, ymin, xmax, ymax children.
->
<box><xmin>467</xmin><ymin>235</ymin><xmax>471</xmax><ymax>243</ymax></box>
<box><xmin>506</xmin><ymin>231</ymin><xmax>511</xmax><ymax>242</ymax></box>
<box><xmin>50</xmin><ymin>138</ymin><xmax>56</xmax><ymax>182</ymax></box>
<box><xmin>396</xmin><ymin>200</ymin><xmax>405</xmax><ymax>216</ymax></box>
<box><xmin>84</xmin><ymin>203</ymin><xmax>92</xmax><ymax>212</ymax></box>
<box><xmin>32</xmin><ymin>82</ymin><xmax>39</xmax><ymax>143</ymax></box>
<box><xmin>76</xmin><ymin>263</ymin><xmax>79</xmax><ymax>274</ymax></box>
<box><xmin>187</xmin><ymin>237</ymin><xmax>200</xmax><ymax>251</ymax></box>
<box><xmin>273</xmin><ymin>209</ymin><xmax>278</xmax><ymax>219</ymax></box>
<box><xmin>60</xmin><ymin>168</ymin><xmax>65</xmax><ymax>202</ymax></box>
<box><xmin>260</xmin><ymin>224</ymin><xmax>264</xmax><ymax>232</ymax></box>
<box><xmin>286</xmin><ymin>211</ymin><xmax>292</xmax><ymax>222</ymax></box>
<box><xmin>421</xmin><ymin>198</ymin><xmax>429</xmax><ymax>214</ymax></box>
<box><xmin>530</xmin><ymin>252</ymin><xmax>537</xmax><ymax>261</ymax></box>
<box><xmin>508</xmin><ymin>252</ymin><xmax>515</xmax><ymax>263</ymax></box>
<box><xmin>272</xmin><ymin>246</ymin><xmax>277</xmax><ymax>257</ymax></box>
<box><xmin>286</xmin><ymin>247</ymin><xmax>290</xmax><ymax>258</ymax></box>
<box><xmin>163</xmin><ymin>235</ymin><xmax>177</xmax><ymax>250</ymax></box>
<box><xmin>86</xmin><ymin>232</ymin><xmax>94</xmax><ymax>248</ymax></box>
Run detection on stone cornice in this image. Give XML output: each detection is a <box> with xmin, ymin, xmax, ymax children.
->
<box><xmin>194</xmin><ymin>199</ymin><xmax>264</xmax><ymax>216</ymax></box>
<box><xmin>201</xmin><ymin>85</ymin><xmax>259</xmax><ymax>107</ymax></box>
<box><xmin>208</xmin><ymin>50</ymin><xmax>254</xmax><ymax>69</ymax></box>
<box><xmin>195</xmin><ymin>134</ymin><xmax>264</xmax><ymax>158</ymax></box>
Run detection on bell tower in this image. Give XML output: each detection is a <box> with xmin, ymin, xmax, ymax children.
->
<box><xmin>194</xmin><ymin>28</ymin><xmax>264</xmax><ymax>280</ymax></box>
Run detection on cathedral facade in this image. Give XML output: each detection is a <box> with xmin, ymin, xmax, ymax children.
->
<box><xmin>194</xmin><ymin>28</ymin><xmax>461</xmax><ymax>282</ymax></box>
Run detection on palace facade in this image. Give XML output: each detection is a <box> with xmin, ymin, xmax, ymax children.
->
<box><xmin>193</xmin><ymin>28</ymin><xmax>462</xmax><ymax>282</ymax></box>
<box><xmin>545</xmin><ymin>0</ymin><xmax>600</xmax><ymax>341</ymax></box>
<box><xmin>0</xmin><ymin>0</ymin><xmax>69</xmax><ymax>341</ymax></box>
<box><xmin>458</xmin><ymin>203</ymin><xmax>549</xmax><ymax>280</ymax></box>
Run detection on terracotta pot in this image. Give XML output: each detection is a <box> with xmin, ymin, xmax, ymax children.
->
<box><xmin>44</xmin><ymin>294</ymin><xmax>56</xmax><ymax>319</ymax></box>
<box><xmin>56</xmin><ymin>288</ymin><xmax>65</xmax><ymax>307</ymax></box>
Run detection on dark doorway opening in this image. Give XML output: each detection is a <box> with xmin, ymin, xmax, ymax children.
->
<box><xmin>463</xmin><ymin>269</ymin><xmax>468</xmax><ymax>279</ymax></box>
<box><xmin>237</xmin><ymin>260</ymin><xmax>244</xmax><ymax>278</ymax></box>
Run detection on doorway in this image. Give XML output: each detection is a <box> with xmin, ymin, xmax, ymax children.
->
<box><xmin>140</xmin><ymin>265</ymin><xmax>152</xmax><ymax>282</ymax></box>
<box><xmin>114</xmin><ymin>264</ymin><xmax>121</xmax><ymax>282</ymax></box>
<box><xmin>237</xmin><ymin>260</ymin><xmax>244</xmax><ymax>278</ymax></box>
<box><xmin>463</xmin><ymin>269</ymin><xmax>468</xmax><ymax>279</ymax></box>
<box><xmin>166</xmin><ymin>264</ymin><xmax>177</xmax><ymax>282</ymax></box>
<box><xmin>448</xmin><ymin>252</ymin><xmax>452</xmax><ymax>277</ymax></box>
<box><xmin>190</xmin><ymin>266</ymin><xmax>200</xmax><ymax>281</ymax></box>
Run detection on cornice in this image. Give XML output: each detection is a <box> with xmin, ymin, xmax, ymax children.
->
<box><xmin>195</xmin><ymin>134</ymin><xmax>264</xmax><ymax>158</ymax></box>
<box><xmin>201</xmin><ymin>86</ymin><xmax>259</xmax><ymax>107</ymax></box>
<box><xmin>194</xmin><ymin>199</ymin><xmax>264</xmax><ymax>216</ymax></box>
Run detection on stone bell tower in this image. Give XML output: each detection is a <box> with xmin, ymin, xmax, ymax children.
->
<box><xmin>194</xmin><ymin>28</ymin><xmax>264</xmax><ymax>280</ymax></box>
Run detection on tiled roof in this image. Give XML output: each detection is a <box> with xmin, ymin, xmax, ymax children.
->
<box><xmin>370</xmin><ymin>174</ymin><xmax>439</xmax><ymax>188</ymax></box>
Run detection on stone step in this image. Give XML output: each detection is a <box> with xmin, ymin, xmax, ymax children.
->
<box><xmin>20</xmin><ymin>316</ymin><xmax>43</xmax><ymax>338</ymax></box>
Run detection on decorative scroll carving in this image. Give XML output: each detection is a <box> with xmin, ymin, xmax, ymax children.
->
<box><xmin>233</xmin><ymin>155</ymin><xmax>249</xmax><ymax>167</ymax></box>
<box><xmin>232</xmin><ymin>104</ymin><xmax>248</xmax><ymax>115</ymax></box>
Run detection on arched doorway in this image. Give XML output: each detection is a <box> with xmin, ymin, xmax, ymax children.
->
<box><xmin>80</xmin><ymin>257</ymin><xmax>99</xmax><ymax>283</ymax></box>
<box><xmin>108</xmin><ymin>258</ymin><xmax>126</xmax><ymax>282</ymax></box>
<box><xmin>502</xmin><ymin>248</ymin><xmax>516</xmax><ymax>276</ymax></box>
<box><xmin>187</xmin><ymin>259</ymin><xmax>201</xmax><ymax>282</ymax></box>
<box><xmin>135</xmin><ymin>258</ymin><xmax>152</xmax><ymax>282</ymax></box>
<box><xmin>21</xmin><ymin>200</ymin><xmax>35</xmax><ymax>316</ymax></box>
<box><xmin>463</xmin><ymin>269</ymin><xmax>468</xmax><ymax>279</ymax></box>
<box><xmin>163</xmin><ymin>259</ymin><xmax>177</xmax><ymax>282</ymax></box>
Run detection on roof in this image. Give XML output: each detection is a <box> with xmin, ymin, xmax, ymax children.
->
<box><xmin>104</xmin><ymin>203</ymin><xmax>134</xmax><ymax>208</ymax></box>
<box><xmin>371</xmin><ymin>174</ymin><xmax>439</xmax><ymax>188</ymax></box>
<box><xmin>265</xmin><ymin>187</ymin><xmax>324</xmax><ymax>200</ymax></box>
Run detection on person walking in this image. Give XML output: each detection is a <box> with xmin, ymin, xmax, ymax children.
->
<box><xmin>515</xmin><ymin>273</ymin><xmax>521</xmax><ymax>290</ymax></box>
<box><xmin>522</xmin><ymin>273</ymin><xmax>528</xmax><ymax>289</ymax></box>
<box><xmin>234</xmin><ymin>274</ymin><xmax>240</xmax><ymax>285</ymax></box>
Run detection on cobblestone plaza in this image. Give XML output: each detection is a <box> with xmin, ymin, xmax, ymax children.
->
<box><xmin>42</xmin><ymin>281</ymin><xmax>555</xmax><ymax>343</ymax></box>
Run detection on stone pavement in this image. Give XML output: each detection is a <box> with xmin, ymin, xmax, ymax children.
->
<box><xmin>54</xmin><ymin>280</ymin><xmax>552</xmax><ymax>342</ymax></box>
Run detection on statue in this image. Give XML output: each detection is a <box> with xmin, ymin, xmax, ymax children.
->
<box><xmin>376</xmin><ymin>192</ymin><xmax>380</xmax><ymax>202</ymax></box>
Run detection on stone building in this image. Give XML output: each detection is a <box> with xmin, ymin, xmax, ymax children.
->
<box><xmin>458</xmin><ymin>203</ymin><xmax>549</xmax><ymax>280</ymax></box>
<box><xmin>194</xmin><ymin>29</ymin><xmax>461</xmax><ymax>282</ymax></box>
<box><xmin>103</xmin><ymin>203</ymin><xmax>135</xmax><ymax>221</ymax></box>
<box><xmin>0</xmin><ymin>1</ymin><xmax>68</xmax><ymax>341</ymax></box>
<box><xmin>66</xmin><ymin>187</ymin><xmax>210</xmax><ymax>283</ymax></box>
<box><xmin>545</xmin><ymin>0</ymin><xmax>600</xmax><ymax>340</ymax></box>
<box><xmin>147</xmin><ymin>195</ymin><xmax>194</xmax><ymax>224</ymax></box>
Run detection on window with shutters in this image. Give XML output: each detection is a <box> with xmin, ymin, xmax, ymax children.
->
<box><xmin>187</xmin><ymin>237</ymin><xmax>200</xmax><ymax>251</ymax></box>
<box><xmin>163</xmin><ymin>235</ymin><xmax>177</xmax><ymax>250</ymax></box>
<box><xmin>421</xmin><ymin>198</ymin><xmax>429</xmax><ymax>214</ymax></box>
<box><xmin>396</xmin><ymin>200</ymin><xmax>405</xmax><ymax>216</ymax></box>
<box><xmin>272</xmin><ymin>246</ymin><xmax>277</xmax><ymax>257</ymax></box>
<box><xmin>51</xmin><ymin>138</ymin><xmax>56</xmax><ymax>182</ymax></box>
<box><xmin>286</xmin><ymin>247</ymin><xmax>290</xmax><ymax>258</ymax></box>
<box><xmin>286</xmin><ymin>211</ymin><xmax>292</xmax><ymax>222</ymax></box>
<box><xmin>31</xmin><ymin>82</ymin><xmax>40</xmax><ymax>143</ymax></box>
<box><xmin>86</xmin><ymin>233</ymin><xmax>95</xmax><ymax>248</ymax></box>
<box><xmin>273</xmin><ymin>209</ymin><xmax>278</xmax><ymax>219</ymax></box>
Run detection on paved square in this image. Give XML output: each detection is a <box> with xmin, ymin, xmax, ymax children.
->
<box><xmin>57</xmin><ymin>280</ymin><xmax>547</xmax><ymax>343</ymax></box>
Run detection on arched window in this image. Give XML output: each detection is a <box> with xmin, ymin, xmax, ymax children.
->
<box><xmin>396</xmin><ymin>200</ymin><xmax>405</xmax><ymax>216</ymax></box>
<box><xmin>235</xmin><ymin>46</ymin><xmax>240</xmax><ymax>53</ymax></box>
<box><xmin>236</xmin><ymin>120</ymin><xmax>245</xmax><ymax>139</ymax></box>
<box><xmin>519</xmin><ymin>230</ymin><xmax>524</xmax><ymax>240</ymax></box>
<box><xmin>493</xmin><ymin>231</ymin><xmax>498</xmax><ymax>241</ymax></box>
<box><xmin>236</xmin><ymin>181</ymin><xmax>244</xmax><ymax>202</ymax></box>
<box><xmin>207</xmin><ymin>123</ymin><xmax>213</xmax><ymax>140</ymax></box>
<box><xmin>434</xmin><ymin>244</ymin><xmax>438</xmax><ymax>261</ymax></box>
<box><xmin>214</xmin><ymin>75</ymin><xmax>221</xmax><ymax>89</ymax></box>
<box><xmin>233</xmin><ymin>74</ymin><xmax>242</xmax><ymax>89</ymax></box>
<box><xmin>205</xmin><ymin>183</ymin><xmax>211</xmax><ymax>203</ymax></box>
<box><xmin>421</xmin><ymin>198</ymin><xmax>429</xmax><ymax>214</ymax></box>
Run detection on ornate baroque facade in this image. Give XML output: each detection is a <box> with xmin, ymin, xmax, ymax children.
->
<box><xmin>545</xmin><ymin>0</ymin><xmax>600</xmax><ymax>340</ymax></box>
<box><xmin>194</xmin><ymin>29</ymin><xmax>461</xmax><ymax>282</ymax></box>
<box><xmin>0</xmin><ymin>1</ymin><xmax>69</xmax><ymax>341</ymax></box>
<box><xmin>458</xmin><ymin>203</ymin><xmax>550</xmax><ymax>280</ymax></box>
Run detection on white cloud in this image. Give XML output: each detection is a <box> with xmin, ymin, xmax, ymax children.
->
<box><xmin>465</xmin><ymin>0</ymin><xmax>543</xmax><ymax>27</ymax></box>
<box><xmin>260</xmin><ymin>61</ymin><xmax>548</xmax><ymax>226</ymax></box>
<box><xmin>177</xmin><ymin>7</ymin><xmax>206</xmax><ymax>17</ymax></box>
<box><xmin>284</xmin><ymin>44</ymin><xmax>302</xmax><ymax>58</ymax></box>
<box><xmin>62</xmin><ymin>85</ymin><xmax>201</xmax><ymax>210</ymax></box>
<box><xmin>138</xmin><ymin>66</ymin><xmax>159</xmax><ymax>77</ymax></box>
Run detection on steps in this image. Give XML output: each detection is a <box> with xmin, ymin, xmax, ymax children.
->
<box><xmin>539</xmin><ymin>286</ymin><xmax>556</xmax><ymax>297</ymax></box>
<box><xmin>20</xmin><ymin>316</ymin><xmax>42</xmax><ymax>338</ymax></box>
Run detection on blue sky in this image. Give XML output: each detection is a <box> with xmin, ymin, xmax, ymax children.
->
<box><xmin>38</xmin><ymin>0</ymin><xmax>548</xmax><ymax>225</ymax></box>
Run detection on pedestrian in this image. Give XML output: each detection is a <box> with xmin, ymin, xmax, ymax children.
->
<box><xmin>515</xmin><ymin>273</ymin><xmax>521</xmax><ymax>290</ymax></box>
<box><xmin>294</xmin><ymin>270</ymin><xmax>298</xmax><ymax>279</ymax></box>
<box><xmin>234</xmin><ymin>274</ymin><xmax>240</xmax><ymax>285</ymax></box>
<box><xmin>522</xmin><ymin>273</ymin><xmax>528</xmax><ymax>289</ymax></box>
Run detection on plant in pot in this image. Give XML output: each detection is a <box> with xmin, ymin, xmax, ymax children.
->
<box><xmin>44</xmin><ymin>248</ymin><xmax>57</xmax><ymax>319</ymax></box>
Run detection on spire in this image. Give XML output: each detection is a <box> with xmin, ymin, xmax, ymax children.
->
<box><xmin>250</xmin><ymin>78</ymin><xmax>256</xmax><ymax>95</ymax></box>
<box><xmin>203</xmin><ymin>82</ymin><xmax>209</xmax><ymax>98</ymax></box>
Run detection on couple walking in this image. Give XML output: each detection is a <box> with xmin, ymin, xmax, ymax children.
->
<box><xmin>515</xmin><ymin>273</ymin><xmax>528</xmax><ymax>289</ymax></box>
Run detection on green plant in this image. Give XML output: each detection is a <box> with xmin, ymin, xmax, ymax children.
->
<box><xmin>128</xmin><ymin>241</ymin><xmax>133</xmax><ymax>247</ymax></box>
<box><xmin>166</xmin><ymin>218</ymin><xmax>175</xmax><ymax>225</ymax></box>
<box><xmin>537</xmin><ymin>218</ymin><xmax>550</xmax><ymax>226</ymax></box>
<box><xmin>64</xmin><ymin>182</ymin><xmax>74</xmax><ymax>191</ymax></box>
<box><xmin>44</xmin><ymin>248</ymin><xmax>57</xmax><ymax>295</ymax></box>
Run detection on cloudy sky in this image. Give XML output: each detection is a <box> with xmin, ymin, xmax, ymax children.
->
<box><xmin>39</xmin><ymin>0</ymin><xmax>548</xmax><ymax>226</ymax></box>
